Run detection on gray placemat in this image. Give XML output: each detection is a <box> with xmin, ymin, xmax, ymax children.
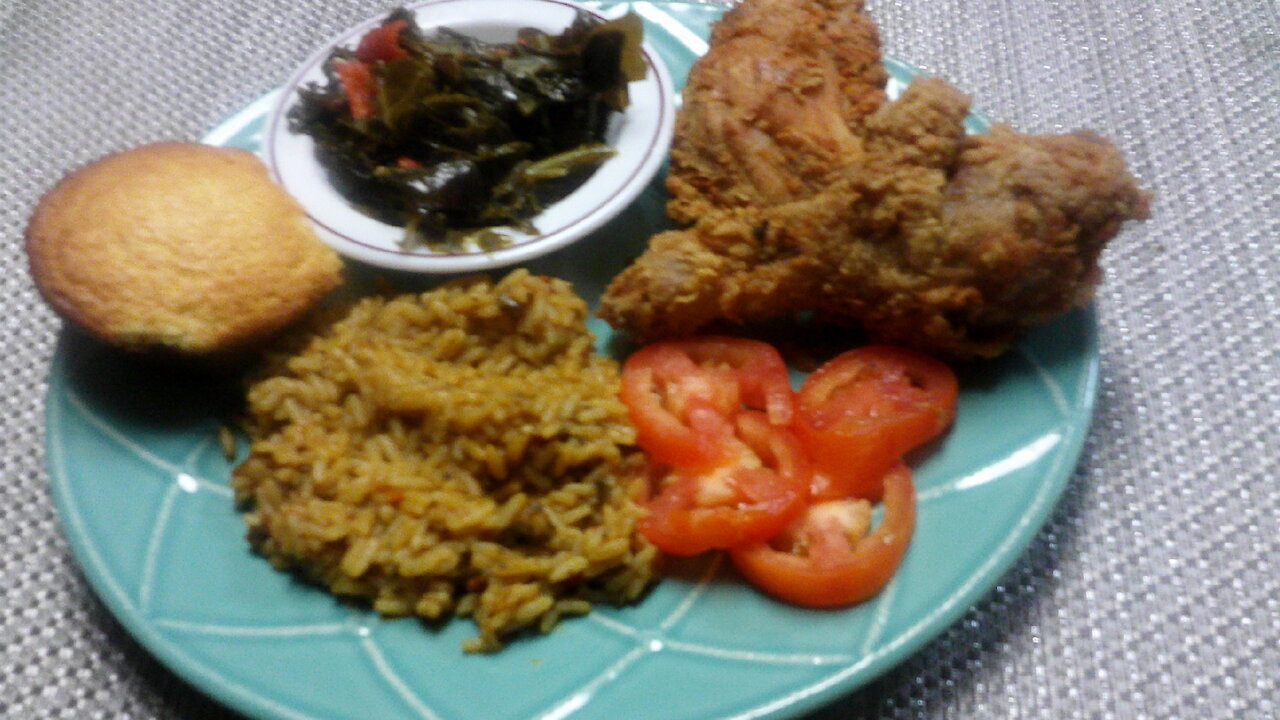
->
<box><xmin>2</xmin><ymin>0</ymin><xmax>1277</xmax><ymax>718</ymax></box>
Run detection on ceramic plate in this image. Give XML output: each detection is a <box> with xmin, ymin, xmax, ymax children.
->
<box><xmin>45</xmin><ymin>3</ymin><xmax>1097</xmax><ymax>719</ymax></box>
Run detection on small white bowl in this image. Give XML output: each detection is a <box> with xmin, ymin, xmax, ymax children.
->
<box><xmin>265</xmin><ymin>0</ymin><xmax>675</xmax><ymax>273</ymax></box>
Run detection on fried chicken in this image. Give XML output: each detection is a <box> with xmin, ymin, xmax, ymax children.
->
<box><xmin>598</xmin><ymin>0</ymin><xmax>1150</xmax><ymax>359</ymax></box>
<box><xmin>663</xmin><ymin>0</ymin><xmax>885</xmax><ymax>222</ymax></box>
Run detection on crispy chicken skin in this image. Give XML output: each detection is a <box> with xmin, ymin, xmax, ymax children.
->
<box><xmin>664</xmin><ymin>0</ymin><xmax>886</xmax><ymax>223</ymax></box>
<box><xmin>599</xmin><ymin>0</ymin><xmax>1150</xmax><ymax>359</ymax></box>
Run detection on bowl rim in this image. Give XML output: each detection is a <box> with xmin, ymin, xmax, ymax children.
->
<box><xmin>264</xmin><ymin>0</ymin><xmax>675</xmax><ymax>273</ymax></box>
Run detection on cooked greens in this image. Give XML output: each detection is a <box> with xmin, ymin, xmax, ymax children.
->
<box><xmin>288</xmin><ymin>7</ymin><xmax>646</xmax><ymax>252</ymax></box>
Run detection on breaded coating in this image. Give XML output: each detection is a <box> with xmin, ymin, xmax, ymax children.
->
<box><xmin>600</xmin><ymin>0</ymin><xmax>1149</xmax><ymax>359</ymax></box>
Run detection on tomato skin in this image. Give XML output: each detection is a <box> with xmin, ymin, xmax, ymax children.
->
<box><xmin>620</xmin><ymin>345</ymin><xmax>740</xmax><ymax>469</ymax></box>
<box><xmin>672</xmin><ymin>336</ymin><xmax>795</xmax><ymax>426</ymax></box>
<box><xmin>795</xmin><ymin>346</ymin><xmax>956</xmax><ymax>500</ymax></box>
<box><xmin>639</xmin><ymin>468</ymin><xmax>805</xmax><ymax>556</ymax></box>
<box><xmin>354</xmin><ymin>19</ymin><xmax>409</xmax><ymax>64</ymax></box>
<box><xmin>638</xmin><ymin>412</ymin><xmax>810</xmax><ymax>556</ymax></box>
<box><xmin>620</xmin><ymin>337</ymin><xmax>794</xmax><ymax>470</ymax></box>
<box><xmin>619</xmin><ymin>338</ymin><xmax>946</xmax><ymax>607</ymax></box>
<box><xmin>334</xmin><ymin>60</ymin><xmax>376</xmax><ymax>120</ymax></box>
<box><xmin>729</xmin><ymin>463</ymin><xmax>916</xmax><ymax>608</ymax></box>
<box><xmin>337</xmin><ymin>20</ymin><xmax>409</xmax><ymax>121</ymax></box>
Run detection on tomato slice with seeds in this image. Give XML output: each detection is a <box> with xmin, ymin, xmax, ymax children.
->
<box><xmin>669</xmin><ymin>336</ymin><xmax>795</xmax><ymax>426</ymax></box>
<box><xmin>638</xmin><ymin>412</ymin><xmax>810</xmax><ymax>556</ymax></box>
<box><xmin>729</xmin><ymin>463</ymin><xmax>916</xmax><ymax>608</ymax></box>
<box><xmin>620</xmin><ymin>337</ymin><xmax>794</xmax><ymax>470</ymax></box>
<box><xmin>620</xmin><ymin>343</ymin><xmax>740</xmax><ymax>469</ymax></box>
<box><xmin>795</xmin><ymin>346</ymin><xmax>956</xmax><ymax>500</ymax></box>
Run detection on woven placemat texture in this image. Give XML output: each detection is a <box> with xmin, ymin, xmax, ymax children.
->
<box><xmin>1</xmin><ymin>0</ymin><xmax>1276</xmax><ymax>718</ymax></box>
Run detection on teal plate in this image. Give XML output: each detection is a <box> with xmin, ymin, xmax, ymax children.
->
<box><xmin>45</xmin><ymin>3</ymin><xmax>1097</xmax><ymax>719</ymax></box>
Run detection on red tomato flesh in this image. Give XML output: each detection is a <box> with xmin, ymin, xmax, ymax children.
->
<box><xmin>354</xmin><ymin>19</ymin><xmax>409</xmax><ymax>64</ymax></box>
<box><xmin>618</xmin><ymin>337</ymin><xmax>950</xmax><ymax>609</ymax></box>
<box><xmin>620</xmin><ymin>337</ymin><xmax>794</xmax><ymax>470</ymax></box>
<box><xmin>620</xmin><ymin>344</ymin><xmax>740</xmax><ymax>469</ymax></box>
<box><xmin>334</xmin><ymin>60</ymin><xmax>376</xmax><ymax>120</ymax></box>
<box><xmin>729</xmin><ymin>463</ymin><xmax>916</xmax><ymax>608</ymax></box>
<box><xmin>638</xmin><ymin>412</ymin><xmax>810</xmax><ymax>556</ymax></box>
<box><xmin>795</xmin><ymin>346</ymin><xmax>956</xmax><ymax>500</ymax></box>
<box><xmin>670</xmin><ymin>336</ymin><xmax>795</xmax><ymax>426</ymax></box>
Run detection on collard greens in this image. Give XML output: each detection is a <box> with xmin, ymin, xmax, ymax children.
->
<box><xmin>288</xmin><ymin>7</ymin><xmax>646</xmax><ymax>252</ymax></box>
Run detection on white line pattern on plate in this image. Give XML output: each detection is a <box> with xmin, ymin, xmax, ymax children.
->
<box><xmin>53</xmin><ymin>384</ymin><xmax>331</xmax><ymax>720</ymax></box>
<box><xmin>660</xmin><ymin>553</ymin><xmax>722</xmax><ymax>630</ymax></box>
<box><xmin>661</xmin><ymin>640</ymin><xmax>853</xmax><ymax>666</ymax></box>
<box><xmin>360</xmin><ymin>636</ymin><xmax>445</xmax><ymax>720</ymax></box>
<box><xmin>138</xmin><ymin>483</ymin><xmax>181</xmax><ymax>613</ymax></box>
<box><xmin>153</xmin><ymin>619</ymin><xmax>351</xmax><ymax>638</ymax></box>
<box><xmin>631</xmin><ymin>2</ymin><xmax>708</xmax><ymax>57</ymax></box>
<box><xmin>532</xmin><ymin>645</ymin><xmax>648</xmax><ymax>720</ymax></box>
<box><xmin>47</xmin><ymin>394</ymin><xmax>137</xmax><ymax>615</ymax></box>
<box><xmin>1019</xmin><ymin>346</ymin><xmax>1072</xmax><ymax>418</ymax></box>
<box><xmin>587</xmin><ymin>611</ymin><xmax>641</xmax><ymax>638</ymax></box>
<box><xmin>859</xmin><ymin>574</ymin><xmax>902</xmax><ymax>657</ymax></box>
<box><xmin>65</xmin><ymin>388</ymin><xmax>231</xmax><ymax>496</ymax></box>
<box><xmin>917</xmin><ymin>432</ymin><xmax>1064</xmax><ymax>503</ymax></box>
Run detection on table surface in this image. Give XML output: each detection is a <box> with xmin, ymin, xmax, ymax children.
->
<box><xmin>2</xmin><ymin>0</ymin><xmax>1277</xmax><ymax>718</ymax></box>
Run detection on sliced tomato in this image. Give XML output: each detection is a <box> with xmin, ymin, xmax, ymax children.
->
<box><xmin>620</xmin><ymin>343</ymin><xmax>740</xmax><ymax>469</ymax></box>
<box><xmin>354</xmin><ymin>19</ymin><xmax>409</xmax><ymax>64</ymax></box>
<box><xmin>729</xmin><ymin>463</ymin><xmax>915</xmax><ymax>607</ymax></box>
<box><xmin>670</xmin><ymin>336</ymin><xmax>795</xmax><ymax>426</ymax></box>
<box><xmin>795</xmin><ymin>346</ymin><xmax>956</xmax><ymax>500</ymax></box>
<box><xmin>638</xmin><ymin>412</ymin><xmax>810</xmax><ymax>556</ymax></box>
<box><xmin>334</xmin><ymin>59</ymin><xmax>376</xmax><ymax>120</ymax></box>
<box><xmin>619</xmin><ymin>337</ymin><xmax>794</xmax><ymax>471</ymax></box>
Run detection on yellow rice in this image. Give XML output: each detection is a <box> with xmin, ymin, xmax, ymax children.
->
<box><xmin>230</xmin><ymin>270</ymin><xmax>657</xmax><ymax>651</ymax></box>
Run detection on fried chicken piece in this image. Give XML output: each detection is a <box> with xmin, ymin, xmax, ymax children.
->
<box><xmin>599</xmin><ymin>0</ymin><xmax>1150</xmax><ymax>359</ymax></box>
<box><xmin>600</xmin><ymin>78</ymin><xmax>970</xmax><ymax>346</ymax></box>
<box><xmin>849</xmin><ymin>122</ymin><xmax>1150</xmax><ymax>356</ymax></box>
<box><xmin>664</xmin><ymin>0</ymin><xmax>886</xmax><ymax>224</ymax></box>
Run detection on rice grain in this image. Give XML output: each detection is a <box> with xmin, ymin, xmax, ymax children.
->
<box><xmin>231</xmin><ymin>270</ymin><xmax>657</xmax><ymax>651</ymax></box>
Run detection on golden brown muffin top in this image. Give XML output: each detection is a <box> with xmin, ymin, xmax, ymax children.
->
<box><xmin>26</xmin><ymin>142</ymin><xmax>343</xmax><ymax>355</ymax></box>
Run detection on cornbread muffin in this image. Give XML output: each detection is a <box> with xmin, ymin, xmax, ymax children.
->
<box><xmin>26</xmin><ymin>142</ymin><xmax>343</xmax><ymax>355</ymax></box>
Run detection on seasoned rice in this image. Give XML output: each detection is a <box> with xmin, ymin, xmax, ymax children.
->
<box><xmin>231</xmin><ymin>270</ymin><xmax>658</xmax><ymax>651</ymax></box>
